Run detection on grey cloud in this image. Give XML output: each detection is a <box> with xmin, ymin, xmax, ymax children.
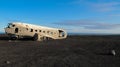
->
<box><xmin>109</xmin><ymin>14</ymin><xmax>120</xmax><ymax>17</ymax></box>
<box><xmin>91</xmin><ymin>2</ymin><xmax>120</xmax><ymax>7</ymax></box>
<box><xmin>54</xmin><ymin>20</ymin><xmax>98</xmax><ymax>26</ymax></box>
<box><xmin>53</xmin><ymin>20</ymin><xmax>120</xmax><ymax>29</ymax></box>
<box><xmin>71</xmin><ymin>0</ymin><xmax>120</xmax><ymax>12</ymax></box>
<box><xmin>90</xmin><ymin>2</ymin><xmax>120</xmax><ymax>12</ymax></box>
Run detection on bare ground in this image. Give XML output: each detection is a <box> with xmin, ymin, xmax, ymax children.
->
<box><xmin>0</xmin><ymin>34</ymin><xmax>120</xmax><ymax>67</ymax></box>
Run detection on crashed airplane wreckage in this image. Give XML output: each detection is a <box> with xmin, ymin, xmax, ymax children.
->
<box><xmin>5</xmin><ymin>22</ymin><xmax>67</xmax><ymax>41</ymax></box>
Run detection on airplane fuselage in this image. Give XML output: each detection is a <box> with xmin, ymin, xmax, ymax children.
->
<box><xmin>5</xmin><ymin>22</ymin><xmax>67</xmax><ymax>41</ymax></box>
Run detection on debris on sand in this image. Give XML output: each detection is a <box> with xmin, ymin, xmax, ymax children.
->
<box><xmin>8</xmin><ymin>40</ymin><xmax>19</xmax><ymax>42</ymax></box>
<box><xmin>111</xmin><ymin>50</ymin><xmax>116</xmax><ymax>56</ymax></box>
<box><xmin>5</xmin><ymin>61</ymin><xmax>10</xmax><ymax>64</ymax></box>
<box><xmin>8</xmin><ymin>40</ymin><xmax>12</xmax><ymax>42</ymax></box>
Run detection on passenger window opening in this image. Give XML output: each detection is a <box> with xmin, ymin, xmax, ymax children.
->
<box><xmin>39</xmin><ymin>30</ymin><xmax>41</xmax><ymax>32</ymax></box>
<box><xmin>47</xmin><ymin>31</ymin><xmax>49</xmax><ymax>33</ymax></box>
<box><xmin>26</xmin><ymin>25</ymin><xmax>28</xmax><ymax>27</ymax></box>
<box><xmin>50</xmin><ymin>32</ymin><xmax>53</xmax><ymax>35</ymax></box>
<box><xmin>43</xmin><ymin>31</ymin><xmax>45</xmax><ymax>33</ymax></box>
<box><xmin>30</xmin><ymin>29</ymin><xmax>33</xmax><ymax>32</ymax></box>
<box><xmin>35</xmin><ymin>30</ymin><xmax>37</xmax><ymax>32</ymax></box>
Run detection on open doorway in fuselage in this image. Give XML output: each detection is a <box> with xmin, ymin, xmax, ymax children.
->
<box><xmin>15</xmin><ymin>28</ymin><xmax>18</xmax><ymax>33</ymax></box>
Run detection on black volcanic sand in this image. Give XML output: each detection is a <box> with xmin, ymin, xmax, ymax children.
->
<box><xmin>0</xmin><ymin>34</ymin><xmax>120</xmax><ymax>67</ymax></box>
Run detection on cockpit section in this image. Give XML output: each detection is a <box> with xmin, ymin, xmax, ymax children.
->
<box><xmin>7</xmin><ymin>23</ymin><xmax>15</xmax><ymax>28</ymax></box>
<box><xmin>5</xmin><ymin>23</ymin><xmax>16</xmax><ymax>35</ymax></box>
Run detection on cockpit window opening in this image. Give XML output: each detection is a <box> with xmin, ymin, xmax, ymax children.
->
<box><xmin>7</xmin><ymin>23</ymin><xmax>12</xmax><ymax>28</ymax></box>
<box><xmin>12</xmin><ymin>25</ymin><xmax>15</xmax><ymax>27</ymax></box>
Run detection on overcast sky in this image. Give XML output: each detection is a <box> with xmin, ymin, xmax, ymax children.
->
<box><xmin>0</xmin><ymin>0</ymin><xmax>120</xmax><ymax>34</ymax></box>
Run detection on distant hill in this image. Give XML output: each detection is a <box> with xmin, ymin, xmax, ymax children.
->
<box><xmin>68</xmin><ymin>33</ymin><xmax>120</xmax><ymax>36</ymax></box>
<box><xmin>0</xmin><ymin>32</ymin><xmax>5</xmax><ymax>34</ymax></box>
